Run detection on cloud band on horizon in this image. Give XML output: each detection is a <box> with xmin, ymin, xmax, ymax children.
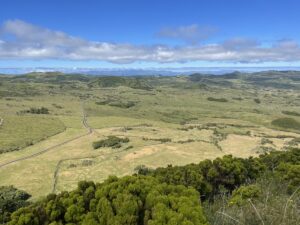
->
<box><xmin>0</xmin><ymin>19</ymin><xmax>300</xmax><ymax>64</ymax></box>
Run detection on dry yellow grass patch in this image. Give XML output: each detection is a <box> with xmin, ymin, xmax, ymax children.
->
<box><xmin>122</xmin><ymin>146</ymin><xmax>162</xmax><ymax>161</ymax></box>
<box><xmin>220</xmin><ymin>134</ymin><xmax>260</xmax><ymax>157</ymax></box>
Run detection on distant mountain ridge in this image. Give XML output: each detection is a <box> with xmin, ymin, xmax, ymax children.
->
<box><xmin>1</xmin><ymin>67</ymin><xmax>300</xmax><ymax>76</ymax></box>
<box><xmin>1</xmin><ymin>70</ymin><xmax>299</xmax><ymax>91</ymax></box>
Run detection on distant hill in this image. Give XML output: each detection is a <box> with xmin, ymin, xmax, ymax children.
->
<box><xmin>188</xmin><ymin>71</ymin><xmax>300</xmax><ymax>90</ymax></box>
<box><xmin>1</xmin><ymin>70</ymin><xmax>300</xmax><ymax>90</ymax></box>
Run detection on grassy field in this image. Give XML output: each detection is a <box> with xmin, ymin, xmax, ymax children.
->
<box><xmin>0</xmin><ymin>115</ymin><xmax>66</xmax><ymax>153</ymax></box>
<box><xmin>0</xmin><ymin>71</ymin><xmax>299</xmax><ymax>199</ymax></box>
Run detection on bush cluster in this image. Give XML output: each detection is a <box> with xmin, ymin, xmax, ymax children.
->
<box><xmin>7</xmin><ymin>176</ymin><xmax>208</xmax><ymax>225</ymax></box>
<box><xmin>19</xmin><ymin>107</ymin><xmax>49</xmax><ymax>115</ymax></box>
<box><xmin>92</xmin><ymin>136</ymin><xmax>129</xmax><ymax>149</ymax></box>
<box><xmin>142</xmin><ymin>137</ymin><xmax>172</xmax><ymax>143</ymax></box>
<box><xmin>0</xmin><ymin>186</ymin><xmax>31</xmax><ymax>223</ymax></box>
<box><xmin>207</xmin><ymin>97</ymin><xmax>228</xmax><ymax>102</ymax></box>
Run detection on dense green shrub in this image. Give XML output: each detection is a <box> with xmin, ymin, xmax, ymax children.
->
<box><xmin>276</xmin><ymin>163</ymin><xmax>300</xmax><ymax>193</ymax></box>
<box><xmin>229</xmin><ymin>184</ymin><xmax>261</xmax><ymax>206</ymax></box>
<box><xmin>0</xmin><ymin>186</ymin><xmax>31</xmax><ymax>223</ymax></box>
<box><xmin>92</xmin><ymin>136</ymin><xmax>129</xmax><ymax>149</ymax></box>
<box><xmin>259</xmin><ymin>148</ymin><xmax>300</xmax><ymax>170</ymax></box>
<box><xmin>8</xmin><ymin>176</ymin><xmax>208</xmax><ymax>225</ymax></box>
<box><xmin>139</xmin><ymin>155</ymin><xmax>265</xmax><ymax>200</ymax></box>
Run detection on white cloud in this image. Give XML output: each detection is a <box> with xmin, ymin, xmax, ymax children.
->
<box><xmin>1</xmin><ymin>19</ymin><xmax>86</xmax><ymax>47</ymax></box>
<box><xmin>0</xmin><ymin>20</ymin><xmax>300</xmax><ymax>64</ymax></box>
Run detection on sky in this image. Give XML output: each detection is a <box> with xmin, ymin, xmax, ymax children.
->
<box><xmin>0</xmin><ymin>0</ymin><xmax>300</xmax><ymax>69</ymax></box>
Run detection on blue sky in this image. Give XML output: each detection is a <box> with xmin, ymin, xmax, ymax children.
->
<box><xmin>0</xmin><ymin>0</ymin><xmax>300</xmax><ymax>68</ymax></box>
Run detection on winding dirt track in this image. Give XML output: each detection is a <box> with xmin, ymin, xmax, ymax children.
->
<box><xmin>0</xmin><ymin>111</ymin><xmax>93</xmax><ymax>169</ymax></box>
